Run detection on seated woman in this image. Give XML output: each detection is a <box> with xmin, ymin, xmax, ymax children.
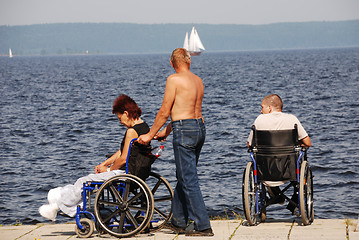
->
<box><xmin>39</xmin><ymin>94</ymin><xmax>152</xmax><ymax>221</ymax></box>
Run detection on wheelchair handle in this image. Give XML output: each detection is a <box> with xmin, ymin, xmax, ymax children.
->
<box><xmin>155</xmin><ymin>136</ymin><xmax>166</xmax><ymax>141</ymax></box>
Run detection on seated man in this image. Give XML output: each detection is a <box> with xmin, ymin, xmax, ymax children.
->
<box><xmin>247</xmin><ymin>94</ymin><xmax>311</xmax><ymax>214</ymax></box>
<box><xmin>39</xmin><ymin>94</ymin><xmax>153</xmax><ymax>221</ymax></box>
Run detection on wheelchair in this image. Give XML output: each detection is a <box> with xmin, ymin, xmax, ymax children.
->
<box><xmin>242</xmin><ymin>125</ymin><xmax>314</xmax><ymax>226</ymax></box>
<box><xmin>74</xmin><ymin>138</ymin><xmax>174</xmax><ymax>238</ymax></box>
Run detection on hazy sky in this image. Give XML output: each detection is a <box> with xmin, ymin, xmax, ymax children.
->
<box><xmin>1</xmin><ymin>0</ymin><xmax>358</xmax><ymax>26</ymax></box>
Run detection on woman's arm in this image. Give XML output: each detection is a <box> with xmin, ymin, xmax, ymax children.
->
<box><xmin>95</xmin><ymin>128</ymin><xmax>138</xmax><ymax>173</ymax></box>
<box><xmin>95</xmin><ymin>149</ymin><xmax>121</xmax><ymax>173</ymax></box>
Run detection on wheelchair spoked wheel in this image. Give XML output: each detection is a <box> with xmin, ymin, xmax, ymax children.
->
<box><xmin>242</xmin><ymin>162</ymin><xmax>258</xmax><ymax>225</ymax></box>
<box><xmin>75</xmin><ymin>218</ymin><xmax>94</xmax><ymax>238</ymax></box>
<box><xmin>94</xmin><ymin>174</ymin><xmax>154</xmax><ymax>238</ymax></box>
<box><xmin>95</xmin><ymin>208</ymin><xmax>113</xmax><ymax>235</ymax></box>
<box><xmin>299</xmin><ymin>161</ymin><xmax>314</xmax><ymax>225</ymax></box>
<box><xmin>146</xmin><ymin>172</ymin><xmax>174</xmax><ymax>232</ymax></box>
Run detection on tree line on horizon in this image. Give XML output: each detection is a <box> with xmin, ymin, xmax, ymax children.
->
<box><xmin>0</xmin><ymin>20</ymin><xmax>359</xmax><ymax>56</ymax></box>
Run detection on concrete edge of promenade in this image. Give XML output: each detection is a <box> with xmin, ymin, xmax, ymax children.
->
<box><xmin>1</xmin><ymin>218</ymin><xmax>359</xmax><ymax>240</ymax></box>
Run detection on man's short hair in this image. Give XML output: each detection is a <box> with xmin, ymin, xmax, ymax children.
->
<box><xmin>262</xmin><ymin>94</ymin><xmax>283</xmax><ymax>110</ymax></box>
<box><xmin>170</xmin><ymin>48</ymin><xmax>191</xmax><ymax>68</ymax></box>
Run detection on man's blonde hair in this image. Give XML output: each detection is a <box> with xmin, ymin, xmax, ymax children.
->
<box><xmin>262</xmin><ymin>94</ymin><xmax>283</xmax><ymax>111</ymax></box>
<box><xmin>170</xmin><ymin>48</ymin><xmax>191</xmax><ymax>68</ymax></box>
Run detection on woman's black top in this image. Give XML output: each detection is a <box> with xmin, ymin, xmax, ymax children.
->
<box><xmin>120</xmin><ymin>122</ymin><xmax>154</xmax><ymax>180</ymax></box>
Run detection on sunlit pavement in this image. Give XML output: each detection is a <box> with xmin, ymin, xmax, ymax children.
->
<box><xmin>1</xmin><ymin>219</ymin><xmax>358</xmax><ymax>240</ymax></box>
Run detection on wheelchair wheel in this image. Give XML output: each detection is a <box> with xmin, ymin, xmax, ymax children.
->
<box><xmin>242</xmin><ymin>161</ymin><xmax>258</xmax><ymax>226</ymax></box>
<box><xmin>94</xmin><ymin>174</ymin><xmax>154</xmax><ymax>238</ymax></box>
<box><xmin>75</xmin><ymin>218</ymin><xmax>94</xmax><ymax>238</ymax></box>
<box><xmin>146</xmin><ymin>172</ymin><xmax>174</xmax><ymax>232</ymax></box>
<box><xmin>299</xmin><ymin>161</ymin><xmax>314</xmax><ymax>225</ymax></box>
<box><xmin>95</xmin><ymin>208</ymin><xmax>113</xmax><ymax>235</ymax></box>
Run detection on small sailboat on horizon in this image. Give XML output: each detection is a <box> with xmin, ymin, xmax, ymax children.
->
<box><xmin>9</xmin><ymin>48</ymin><xmax>13</xmax><ymax>58</ymax></box>
<box><xmin>183</xmin><ymin>27</ymin><xmax>205</xmax><ymax>56</ymax></box>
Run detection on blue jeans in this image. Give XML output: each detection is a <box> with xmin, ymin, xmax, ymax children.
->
<box><xmin>171</xmin><ymin>118</ymin><xmax>211</xmax><ymax>231</ymax></box>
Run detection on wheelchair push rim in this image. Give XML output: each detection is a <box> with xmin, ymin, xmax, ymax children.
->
<box><xmin>146</xmin><ymin>172</ymin><xmax>174</xmax><ymax>232</ymax></box>
<box><xmin>242</xmin><ymin>161</ymin><xmax>258</xmax><ymax>225</ymax></box>
<box><xmin>94</xmin><ymin>174</ymin><xmax>154</xmax><ymax>238</ymax></box>
<box><xmin>299</xmin><ymin>161</ymin><xmax>314</xmax><ymax>225</ymax></box>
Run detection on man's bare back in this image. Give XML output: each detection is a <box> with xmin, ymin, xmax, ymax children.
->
<box><xmin>167</xmin><ymin>71</ymin><xmax>204</xmax><ymax>121</ymax></box>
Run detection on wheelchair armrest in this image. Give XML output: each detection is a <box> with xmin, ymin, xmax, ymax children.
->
<box><xmin>301</xmin><ymin>146</ymin><xmax>309</xmax><ymax>152</ymax></box>
<box><xmin>247</xmin><ymin>146</ymin><xmax>257</xmax><ymax>153</ymax></box>
<box><xmin>301</xmin><ymin>147</ymin><xmax>309</xmax><ymax>160</ymax></box>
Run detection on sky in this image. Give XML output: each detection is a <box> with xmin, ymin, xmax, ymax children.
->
<box><xmin>1</xmin><ymin>0</ymin><xmax>358</xmax><ymax>26</ymax></box>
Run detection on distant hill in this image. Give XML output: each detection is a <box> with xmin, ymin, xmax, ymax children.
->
<box><xmin>1</xmin><ymin>21</ymin><xmax>359</xmax><ymax>55</ymax></box>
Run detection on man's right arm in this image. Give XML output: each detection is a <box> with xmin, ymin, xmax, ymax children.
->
<box><xmin>137</xmin><ymin>75</ymin><xmax>176</xmax><ymax>144</ymax></box>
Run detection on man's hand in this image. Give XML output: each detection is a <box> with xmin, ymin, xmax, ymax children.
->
<box><xmin>154</xmin><ymin>129</ymin><xmax>168</xmax><ymax>142</ymax></box>
<box><xmin>137</xmin><ymin>133</ymin><xmax>153</xmax><ymax>145</ymax></box>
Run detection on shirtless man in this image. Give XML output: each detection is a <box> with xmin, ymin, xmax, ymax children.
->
<box><xmin>138</xmin><ymin>48</ymin><xmax>213</xmax><ymax>236</ymax></box>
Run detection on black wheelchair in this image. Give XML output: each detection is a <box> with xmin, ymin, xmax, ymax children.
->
<box><xmin>242</xmin><ymin>125</ymin><xmax>314</xmax><ymax>226</ymax></box>
<box><xmin>74</xmin><ymin>138</ymin><xmax>174</xmax><ymax>238</ymax></box>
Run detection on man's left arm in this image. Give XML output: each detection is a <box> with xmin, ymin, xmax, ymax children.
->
<box><xmin>300</xmin><ymin>136</ymin><xmax>311</xmax><ymax>147</ymax></box>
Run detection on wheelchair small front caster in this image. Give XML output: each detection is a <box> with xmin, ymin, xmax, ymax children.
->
<box><xmin>75</xmin><ymin>218</ymin><xmax>94</xmax><ymax>238</ymax></box>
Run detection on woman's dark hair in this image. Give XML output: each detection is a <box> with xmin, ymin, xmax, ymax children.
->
<box><xmin>112</xmin><ymin>94</ymin><xmax>142</xmax><ymax>119</ymax></box>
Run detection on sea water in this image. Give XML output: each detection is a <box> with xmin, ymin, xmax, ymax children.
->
<box><xmin>0</xmin><ymin>48</ymin><xmax>358</xmax><ymax>225</ymax></box>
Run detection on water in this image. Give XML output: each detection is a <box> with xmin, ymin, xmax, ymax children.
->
<box><xmin>1</xmin><ymin>48</ymin><xmax>358</xmax><ymax>225</ymax></box>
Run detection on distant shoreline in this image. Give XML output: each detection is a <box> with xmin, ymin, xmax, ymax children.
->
<box><xmin>1</xmin><ymin>45</ymin><xmax>359</xmax><ymax>57</ymax></box>
<box><xmin>1</xmin><ymin>21</ymin><xmax>358</xmax><ymax>56</ymax></box>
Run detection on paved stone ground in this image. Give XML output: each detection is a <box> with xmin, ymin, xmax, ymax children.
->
<box><xmin>1</xmin><ymin>219</ymin><xmax>359</xmax><ymax>240</ymax></box>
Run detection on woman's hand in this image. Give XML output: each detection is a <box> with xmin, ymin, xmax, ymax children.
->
<box><xmin>95</xmin><ymin>164</ymin><xmax>107</xmax><ymax>174</ymax></box>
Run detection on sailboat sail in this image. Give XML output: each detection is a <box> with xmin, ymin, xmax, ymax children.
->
<box><xmin>193</xmin><ymin>28</ymin><xmax>205</xmax><ymax>50</ymax></box>
<box><xmin>183</xmin><ymin>32</ymin><xmax>189</xmax><ymax>50</ymax></box>
<box><xmin>183</xmin><ymin>27</ymin><xmax>205</xmax><ymax>56</ymax></box>
<box><xmin>9</xmin><ymin>48</ymin><xmax>13</xmax><ymax>58</ymax></box>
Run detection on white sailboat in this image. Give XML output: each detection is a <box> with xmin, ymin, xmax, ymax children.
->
<box><xmin>183</xmin><ymin>27</ymin><xmax>205</xmax><ymax>56</ymax></box>
<box><xmin>9</xmin><ymin>48</ymin><xmax>13</xmax><ymax>58</ymax></box>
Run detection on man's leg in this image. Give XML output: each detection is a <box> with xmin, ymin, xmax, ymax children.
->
<box><xmin>286</xmin><ymin>186</ymin><xmax>299</xmax><ymax>215</ymax></box>
<box><xmin>171</xmin><ymin>180</ymin><xmax>189</xmax><ymax>228</ymax></box>
<box><xmin>171</xmin><ymin>120</ymin><xmax>211</xmax><ymax>232</ymax></box>
<box><xmin>267</xmin><ymin>186</ymin><xmax>285</xmax><ymax>204</ymax></box>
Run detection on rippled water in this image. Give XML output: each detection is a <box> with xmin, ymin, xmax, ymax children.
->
<box><xmin>1</xmin><ymin>48</ymin><xmax>358</xmax><ymax>225</ymax></box>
